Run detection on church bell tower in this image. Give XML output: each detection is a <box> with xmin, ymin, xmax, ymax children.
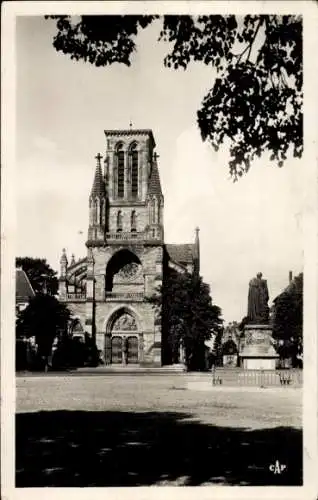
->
<box><xmin>86</xmin><ymin>129</ymin><xmax>164</xmax><ymax>245</ymax></box>
<box><xmin>84</xmin><ymin>129</ymin><xmax>165</xmax><ymax>366</ymax></box>
<box><xmin>58</xmin><ymin>127</ymin><xmax>200</xmax><ymax>368</ymax></box>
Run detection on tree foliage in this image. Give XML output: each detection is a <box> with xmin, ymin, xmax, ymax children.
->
<box><xmin>46</xmin><ymin>14</ymin><xmax>302</xmax><ymax>179</ymax></box>
<box><xmin>16</xmin><ymin>257</ymin><xmax>59</xmax><ymax>295</ymax></box>
<box><xmin>16</xmin><ymin>293</ymin><xmax>71</xmax><ymax>362</ymax></box>
<box><xmin>148</xmin><ymin>269</ymin><xmax>223</xmax><ymax>370</ymax></box>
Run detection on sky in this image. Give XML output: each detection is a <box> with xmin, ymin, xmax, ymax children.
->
<box><xmin>16</xmin><ymin>15</ymin><xmax>304</xmax><ymax>323</ymax></box>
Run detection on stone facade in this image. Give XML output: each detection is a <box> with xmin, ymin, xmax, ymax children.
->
<box><xmin>240</xmin><ymin>324</ymin><xmax>278</xmax><ymax>370</ymax></box>
<box><xmin>59</xmin><ymin>129</ymin><xmax>199</xmax><ymax>366</ymax></box>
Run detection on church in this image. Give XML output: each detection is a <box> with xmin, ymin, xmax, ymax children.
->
<box><xmin>58</xmin><ymin>129</ymin><xmax>200</xmax><ymax>366</ymax></box>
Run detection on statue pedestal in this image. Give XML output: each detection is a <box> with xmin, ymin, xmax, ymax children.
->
<box><xmin>240</xmin><ymin>324</ymin><xmax>278</xmax><ymax>370</ymax></box>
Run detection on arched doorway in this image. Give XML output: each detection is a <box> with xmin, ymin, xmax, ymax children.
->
<box><xmin>105</xmin><ymin>309</ymin><xmax>140</xmax><ymax>365</ymax></box>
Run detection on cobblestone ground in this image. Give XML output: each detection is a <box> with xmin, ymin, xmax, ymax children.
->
<box><xmin>16</xmin><ymin>374</ymin><xmax>302</xmax><ymax>487</ymax></box>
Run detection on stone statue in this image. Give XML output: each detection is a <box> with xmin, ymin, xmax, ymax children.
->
<box><xmin>247</xmin><ymin>272</ymin><xmax>269</xmax><ymax>324</ymax></box>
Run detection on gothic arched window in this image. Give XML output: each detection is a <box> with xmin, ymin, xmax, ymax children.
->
<box><xmin>116</xmin><ymin>143</ymin><xmax>125</xmax><ymax>199</ymax></box>
<box><xmin>130</xmin><ymin>143</ymin><xmax>138</xmax><ymax>199</ymax></box>
<box><xmin>93</xmin><ymin>199</ymin><xmax>98</xmax><ymax>225</ymax></box>
<box><xmin>117</xmin><ymin>210</ymin><xmax>123</xmax><ymax>232</ymax></box>
<box><xmin>151</xmin><ymin>198</ymin><xmax>156</xmax><ymax>224</ymax></box>
<box><xmin>101</xmin><ymin>199</ymin><xmax>105</xmax><ymax>225</ymax></box>
<box><xmin>131</xmin><ymin>210</ymin><xmax>137</xmax><ymax>232</ymax></box>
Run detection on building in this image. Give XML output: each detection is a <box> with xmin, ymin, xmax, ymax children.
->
<box><xmin>16</xmin><ymin>267</ymin><xmax>36</xmax><ymax>370</ymax></box>
<box><xmin>271</xmin><ymin>271</ymin><xmax>303</xmax><ymax>335</ymax></box>
<box><xmin>16</xmin><ymin>266</ymin><xmax>35</xmax><ymax>315</ymax></box>
<box><xmin>59</xmin><ymin>129</ymin><xmax>200</xmax><ymax>366</ymax></box>
<box><xmin>271</xmin><ymin>271</ymin><xmax>303</xmax><ymax>368</ymax></box>
<box><xmin>221</xmin><ymin>322</ymin><xmax>240</xmax><ymax>367</ymax></box>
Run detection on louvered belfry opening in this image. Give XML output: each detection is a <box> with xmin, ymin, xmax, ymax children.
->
<box><xmin>117</xmin><ymin>149</ymin><xmax>125</xmax><ymax>198</ymax></box>
<box><xmin>131</xmin><ymin>144</ymin><xmax>138</xmax><ymax>199</ymax></box>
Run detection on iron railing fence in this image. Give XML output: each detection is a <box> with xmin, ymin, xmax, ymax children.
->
<box><xmin>211</xmin><ymin>368</ymin><xmax>302</xmax><ymax>387</ymax></box>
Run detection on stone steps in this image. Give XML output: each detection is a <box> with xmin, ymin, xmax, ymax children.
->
<box><xmin>75</xmin><ymin>363</ymin><xmax>186</xmax><ymax>374</ymax></box>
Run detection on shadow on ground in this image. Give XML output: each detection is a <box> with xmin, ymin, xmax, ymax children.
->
<box><xmin>16</xmin><ymin>410</ymin><xmax>302</xmax><ymax>487</ymax></box>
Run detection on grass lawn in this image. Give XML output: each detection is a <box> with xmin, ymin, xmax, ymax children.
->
<box><xmin>16</xmin><ymin>373</ymin><xmax>302</xmax><ymax>487</ymax></box>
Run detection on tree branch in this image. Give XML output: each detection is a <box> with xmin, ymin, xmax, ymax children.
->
<box><xmin>236</xmin><ymin>43</ymin><xmax>250</xmax><ymax>63</ymax></box>
<box><xmin>279</xmin><ymin>68</ymin><xmax>288</xmax><ymax>88</ymax></box>
<box><xmin>269</xmin><ymin>70</ymin><xmax>276</xmax><ymax>89</ymax></box>
<box><xmin>234</xmin><ymin>17</ymin><xmax>264</xmax><ymax>64</ymax></box>
<box><xmin>246</xmin><ymin>18</ymin><xmax>264</xmax><ymax>62</ymax></box>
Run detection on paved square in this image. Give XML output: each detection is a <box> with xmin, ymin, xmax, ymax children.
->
<box><xmin>16</xmin><ymin>373</ymin><xmax>302</xmax><ymax>486</ymax></box>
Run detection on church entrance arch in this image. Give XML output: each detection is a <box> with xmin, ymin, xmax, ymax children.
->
<box><xmin>105</xmin><ymin>249</ymin><xmax>142</xmax><ymax>293</ymax></box>
<box><xmin>105</xmin><ymin>308</ymin><xmax>140</xmax><ymax>365</ymax></box>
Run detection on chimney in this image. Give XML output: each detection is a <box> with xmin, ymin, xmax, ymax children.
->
<box><xmin>289</xmin><ymin>271</ymin><xmax>293</xmax><ymax>283</ymax></box>
<box><xmin>194</xmin><ymin>226</ymin><xmax>200</xmax><ymax>277</ymax></box>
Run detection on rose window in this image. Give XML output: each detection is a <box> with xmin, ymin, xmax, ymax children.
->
<box><xmin>117</xmin><ymin>262</ymin><xmax>140</xmax><ymax>281</ymax></box>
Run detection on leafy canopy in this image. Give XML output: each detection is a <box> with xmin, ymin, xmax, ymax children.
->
<box><xmin>148</xmin><ymin>269</ymin><xmax>223</xmax><ymax>368</ymax></box>
<box><xmin>16</xmin><ymin>257</ymin><xmax>59</xmax><ymax>295</ymax></box>
<box><xmin>46</xmin><ymin>15</ymin><xmax>302</xmax><ymax>180</ymax></box>
<box><xmin>16</xmin><ymin>293</ymin><xmax>71</xmax><ymax>357</ymax></box>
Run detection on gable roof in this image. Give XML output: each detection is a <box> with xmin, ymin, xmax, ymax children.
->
<box><xmin>165</xmin><ymin>244</ymin><xmax>195</xmax><ymax>266</ymax></box>
<box><xmin>148</xmin><ymin>161</ymin><xmax>163</xmax><ymax>197</ymax></box>
<box><xmin>16</xmin><ymin>268</ymin><xmax>35</xmax><ymax>304</ymax></box>
<box><xmin>273</xmin><ymin>272</ymin><xmax>303</xmax><ymax>303</ymax></box>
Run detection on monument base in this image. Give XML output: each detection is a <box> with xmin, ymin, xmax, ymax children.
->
<box><xmin>240</xmin><ymin>324</ymin><xmax>278</xmax><ymax>370</ymax></box>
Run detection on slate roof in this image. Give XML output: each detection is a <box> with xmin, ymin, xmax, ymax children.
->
<box><xmin>165</xmin><ymin>244</ymin><xmax>195</xmax><ymax>266</ymax></box>
<box><xmin>273</xmin><ymin>273</ymin><xmax>303</xmax><ymax>303</ymax></box>
<box><xmin>90</xmin><ymin>161</ymin><xmax>105</xmax><ymax>198</ymax></box>
<box><xmin>16</xmin><ymin>268</ymin><xmax>35</xmax><ymax>304</ymax></box>
<box><xmin>148</xmin><ymin>161</ymin><xmax>163</xmax><ymax>197</ymax></box>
